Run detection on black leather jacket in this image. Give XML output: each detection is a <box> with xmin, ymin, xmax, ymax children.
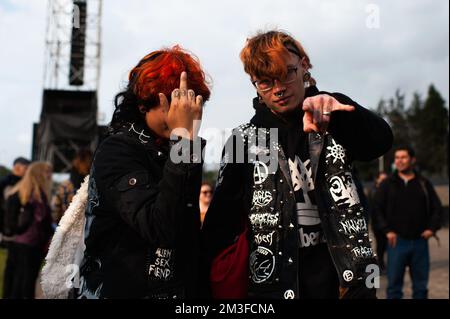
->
<box><xmin>202</xmin><ymin>89</ymin><xmax>393</xmax><ymax>299</ymax></box>
<box><xmin>78</xmin><ymin>123</ymin><xmax>205</xmax><ymax>299</ymax></box>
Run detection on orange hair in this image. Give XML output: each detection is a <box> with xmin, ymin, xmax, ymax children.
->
<box><xmin>72</xmin><ymin>149</ymin><xmax>93</xmax><ymax>176</ymax></box>
<box><xmin>111</xmin><ymin>46</ymin><xmax>211</xmax><ymax>130</ymax></box>
<box><xmin>240</xmin><ymin>30</ymin><xmax>314</xmax><ymax>82</ymax></box>
<box><xmin>130</xmin><ymin>45</ymin><xmax>211</xmax><ymax>106</ymax></box>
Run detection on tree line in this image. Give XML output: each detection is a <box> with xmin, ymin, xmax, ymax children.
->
<box><xmin>355</xmin><ymin>84</ymin><xmax>449</xmax><ymax>182</ymax></box>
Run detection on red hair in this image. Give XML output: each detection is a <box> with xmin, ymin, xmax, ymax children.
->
<box><xmin>129</xmin><ymin>45</ymin><xmax>211</xmax><ymax>107</ymax></box>
<box><xmin>240</xmin><ymin>30</ymin><xmax>313</xmax><ymax>82</ymax></box>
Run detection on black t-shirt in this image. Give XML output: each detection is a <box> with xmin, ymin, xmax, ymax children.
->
<box><xmin>288</xmin><ymin>137</ymin><xmax>339</xmax><ymax>299</ymax></box>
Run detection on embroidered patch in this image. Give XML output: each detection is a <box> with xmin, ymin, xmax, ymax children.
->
<box><xmin>284</xmin><ymin>290</ymin><xmax>295</xmax><ymax>299</ymax></box>
<box><xmin>148</xmin><ymin>248</ymin><xmax>174</xmax><ymax>281</ymax></box>
<box><xmin>328</xmin><ymin>172</ymin><xmax>360</xmax><ymax>209</ymax></box>
<box><xmin>252</xmin><ymin>190</ymin><xmax>273</xmax><ymax>208</ymax></box>
<box><xmin>254</xmin><ymin>231</ymin><xmax>276</xmax><ymax>247</ymax></box>
<box><xmin>253</xmin><ymin>161</ymin><xmax>269</xmax><ymax>185</ymax></box>
<box><xmin>250</xmin><ymin>246</ymin><xmax>276</xmax><ymax>284</ymax></box>
<box><xmin>343</xmin><ymin>270</ymin><xmax>354</xmax><ymax>282</ymax></box>
<box><xmin>339</xmin><ymin>218</ymin><xmax>368</xmax><ymax>235</ymax></box>
<box><xmin>326</xmin><ymin>138</ymin><xmax>346</xmax><ymax>164</ymax></box>
<box><xmin>249</xmin><ymin>213</ymin><xmax>279</xmax><ymax>228</ymax></box>
<box><xmin>351</xmin><ymin>245</ymin><xmax>374</xmax><ymax>259</ymax></box>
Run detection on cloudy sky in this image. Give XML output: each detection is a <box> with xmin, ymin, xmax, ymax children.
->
<box><xmin>0</xmin><ymin>0</ymin><xmax>448</xmax><ymax>169</ymax></box>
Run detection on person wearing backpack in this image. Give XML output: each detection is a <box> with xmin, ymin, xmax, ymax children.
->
<box><xmin>76</xmin><ymin>46</ymin><xmax>210</xmax><ymax>299</ymax></box>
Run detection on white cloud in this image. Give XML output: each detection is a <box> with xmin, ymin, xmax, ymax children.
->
<box><xmin>0</xmin><ymin>0</ymin><xmax>448</xmax><ymax>168</ymax></box>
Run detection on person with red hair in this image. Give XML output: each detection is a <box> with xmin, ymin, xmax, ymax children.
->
<box><xmin>77</xmin><ymin>46</ymin><xmax>210</xmax><ymax>299</ymax></box>
<box><xmin>202</xmin><ymin>30</ymin><xmax>393</xmax><ymax>299</ymax></box>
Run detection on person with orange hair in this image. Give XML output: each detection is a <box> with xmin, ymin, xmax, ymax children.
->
<box><xmin>202</xmin><ymin>30</ymin><xmax>393</xmax><ymax>299</ymax></box>
<box><xmin>77</xmin><ymin>46</ymin><xmax>210</xmax><ymax>299</ymax></box>
<box><xmin>51</xmin><ymin>149</ymin><xmax>93</xmax><ymax>227</ymax></box>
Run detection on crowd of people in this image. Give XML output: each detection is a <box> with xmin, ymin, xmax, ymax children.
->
<box><xmin>0</xmin><ymin>150</ymin><xmax>93</xmax><ymax>299</ymax></box>
<box><xmin>0</xmin><ymin>29</ymin><xmax>444</xmax><ymax>300</ymax></box>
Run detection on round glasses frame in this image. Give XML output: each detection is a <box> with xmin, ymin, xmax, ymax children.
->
<box><xmin>252</xmin><ymin>64</ymin><xmax>300</xmax><ymax>92</ymax></box>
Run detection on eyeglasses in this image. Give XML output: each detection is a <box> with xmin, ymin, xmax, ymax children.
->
<box><xmin>252</xmin><ymin>65</ymin><xmax>299</xmax><ymax>92</ymax></box>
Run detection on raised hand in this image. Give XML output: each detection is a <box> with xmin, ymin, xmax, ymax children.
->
<box><xmin>158</xmin><ymin>71</ymin><xmax>204</xmax><ymax>140</ymax></box>
<box><xmin>302</xmin><ymin>94</ymin><xmax>355</xmax><ymax>133</ymax></box>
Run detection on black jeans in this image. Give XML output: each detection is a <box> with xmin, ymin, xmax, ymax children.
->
<box><xmin>7</xmin><ymin>242</ymin><xmax>43</xmax><ymax>299</ymax></box>
<box><xmin>2</xmin><ymin>241</ymin><xmax>18</xmax><ymax>298</ymax></box>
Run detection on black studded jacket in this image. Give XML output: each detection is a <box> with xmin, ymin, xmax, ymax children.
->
<box><xmin>202</xmin><ymin>87</ymin><xmax>393</xmax><ymax>299</ymax></box>
<box><xmin>78</xmin><ymin>123</ymin><xmax>205</xmax><ymax>299</ymax></box>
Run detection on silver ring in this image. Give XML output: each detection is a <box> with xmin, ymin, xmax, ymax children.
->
<box><xmin>322</xmin><ymin>111</ymin><xmax>331</xmax><ymax>116</ymax></box>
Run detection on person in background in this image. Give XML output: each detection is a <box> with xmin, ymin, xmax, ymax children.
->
<box><xmin>3</xmin><ymin>161</ymin><xmax>53</xmax><ymax>299</ymax></box>
<box><xmin>375</xmin><ymin>146</ymin><xmax>442</xmax><ymax>299</ymax></box>
<box><xmin>51</xmin><ymin>149</ymin><xmax>93</xmax><ymax>226</ymax></box>
<box><xmin>199</xmin><ymin>182</ymin><xmax>213</xmax><ymax>226</ymax></box>
<box><xmin>0</xmin><ymin>157</ymin><xmax>30</xmax><ymax>244</ymax></box>
<box><xmin>0</xmin><ymin>157</ymin><xmax>30</xmax><ymax>298</ymax></box>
